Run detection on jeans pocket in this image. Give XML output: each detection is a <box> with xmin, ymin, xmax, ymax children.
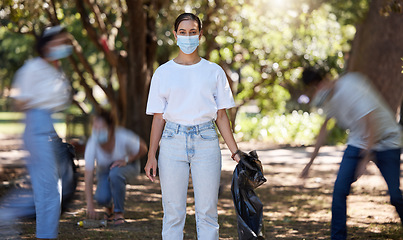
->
<box><xmin>162</xmin><ymin>129</ymin><xmax>175</xmax><ymax>139</ymax></box>
<box><xmin>200</xmin><ymin>128</ymin><xmax>218</xmax><ymax>140</ymax></box>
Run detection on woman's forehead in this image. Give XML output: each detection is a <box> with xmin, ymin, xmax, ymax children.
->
<box><xmin>93</xmin><ymin>117</ymin><xmax>107</xmax><ymax>127</ymax></box>
<box><xmin>48</xmin><ymin>33</ymin><xmax>69</xmax><ymax>44</ymax></box>
<box><xmin>177</xmin><ymin>19</ymin><xmax>199</xmax><ymax>30</ymax></box>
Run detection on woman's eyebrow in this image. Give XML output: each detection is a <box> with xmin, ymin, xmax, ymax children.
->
<box><xmin>178</xmin><ymin>28</ymin><xmax>197</xmax><ymax>31</ymax></box>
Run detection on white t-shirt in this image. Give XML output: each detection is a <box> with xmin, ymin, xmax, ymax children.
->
<box><xmin>323</xmin><ymin>72</ymin><xmax>401</xmax><ymax>150</ymax></box>
<box><xmin>10</xmin><ymin>57</ymin><xmax>71</xmax><ymax>112</ymax></box>
<box><xmin>146</xmin><ymin>58</ymin><xmax>235</xmax><ymax>125</ymax></box>
<box><xmin>84</xmin><ymin>127</ymin><xmax>140</xmax><ymax>171</ymax></box>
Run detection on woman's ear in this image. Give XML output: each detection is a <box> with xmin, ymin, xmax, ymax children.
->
<box><xmin>199</xmin><ymin>30</ymin><xmax>203</xmax><ymax>40</ymax></box>
<box><xmin>173</xmin><ymin>31</ymin><xmax>178</xmax><ymax>41</ymax></box>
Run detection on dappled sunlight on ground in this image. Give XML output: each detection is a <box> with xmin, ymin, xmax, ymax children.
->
<box><xmin>1</xmin><ymin>138</ymin><xmax>402</xmax><ymax>239</ymax></box>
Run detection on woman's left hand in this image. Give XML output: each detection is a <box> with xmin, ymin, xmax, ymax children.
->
<box><xmin>110</xmin><ymin>159</ymin><xmax>127</xmax><ymax>169</ymax></box>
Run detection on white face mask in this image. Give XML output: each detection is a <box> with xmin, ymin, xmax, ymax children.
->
<box><xmin>94</xmin><ymin>129</ymin><xmax>109</xmax><ymax>144</ymax></box>
<box><xmin>47</xmin><ymin>44</ymin><xmax>73</xmax><ymax>60</ymax></box>
<box><xmin>176</xmin><ymin>35</ymin><xmax>199</xmax><ymax>54</ymax></box>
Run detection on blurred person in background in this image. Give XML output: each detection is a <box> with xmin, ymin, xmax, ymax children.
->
<box><xmin>300</xmin><ymin>68</ymin><xmax>403</xmax><ymax>240</ymax></box>
<box><xmin>84</xmin><ymin>110</ymin><xmax>147</xmax><ymax>226</ymax></box>
<box><xmin>1</xmin><ymin>25</ymin><xmax>73</xmax><ymax>239</ymax></box>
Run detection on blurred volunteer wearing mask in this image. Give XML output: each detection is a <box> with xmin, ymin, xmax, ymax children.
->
<box><xmin>300</xmin><ymin>68</ymin><xmax>403</xmax><ymax>240</ymax></box>
<box><xmin>84</xmin><ymin>110</ymin><xmax>148</xmax><ymax>226</ymax></box>
<box><xmin>9</xmin><ymin>25</ymin><xmax>72</xmax><ymax>239</ymax></box>
<box><xmin>145</xmin><ymin>12</ymin><xmax>241</xmax><ymax>239</ymax></box>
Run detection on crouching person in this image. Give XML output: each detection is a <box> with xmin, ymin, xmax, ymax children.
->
<box><xmin>84</xmin><ymin>110</ymin><xmax>147</xmax><ymax>226</ymax></box>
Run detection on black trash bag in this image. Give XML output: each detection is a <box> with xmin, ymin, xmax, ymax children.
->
<box><xmin>0</xmin><ymin>138</ymin><xmax>79</xmax><ymax>218</ymax></box>
<box><xmin>231</xmin><ymin>150</ymin><xmax>266</xmax><ymax>240</ymax></box>
<box><xmin>59</xmin><ymin>140</ymin><xmax>79</xmax><ymax>212</ymax></box>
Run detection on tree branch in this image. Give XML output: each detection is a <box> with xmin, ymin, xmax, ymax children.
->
<box><xmin>75</xmin><ymin>0</ymin><xmax>119</xmax><ymax>67</ymax></box>
<box><xmin>83</xmin><ymin>0</ymin><xmax>107</xmax><ymax>36</ymax></box>
<box><xmin>67</xmin><ymin>56</ymin><xmax>103</xmax><ymax>114</ymax></box>
<box><xmin>68</xmin><ymin>35</ymin><xmax>118</xmax><ymax>110</ymax></box>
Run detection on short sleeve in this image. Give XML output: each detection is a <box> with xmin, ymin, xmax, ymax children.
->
<box><xmin>123</xmin><ymin>129</ymin><xmax>140</xmax><ymax>156</ymax></box>
<box><xmin>215</xmin><ymin>68</ymin><xmax>235</xmax><ymax>110</ymax></box>
<box><xmin>146</xmin><ymin>70</ymin><xmax>166</xmax><ymax>115</ymax></box>
<box><xmin>341</xmin><ymin>74</ymin><xmax>376</xmax><ymax>121</ymax></box>
<box><xmin>10</xmin><ymin>65</ymin><xmax>34</xmax><ymax>101</ymax></box>
<box><xmin>84</xmin><ymin>137</ymin><xmax>97</xmax><ymax>171</ymax></box>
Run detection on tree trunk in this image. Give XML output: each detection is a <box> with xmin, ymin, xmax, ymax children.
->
<box><xmin>347</xmin><ymin>0</ymin><xmax>403</xmax><ymax>118</ymax></box>
<box><xmin>126</xmin><ymin>1</ymin><xmax>150</xmax><ymax>140</ymax></box>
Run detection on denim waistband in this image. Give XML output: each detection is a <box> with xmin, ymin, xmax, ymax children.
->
<box><xmin>165</xmin><ymin>121</ymin><xmax>215</xmax><ymax>134</ymax></box>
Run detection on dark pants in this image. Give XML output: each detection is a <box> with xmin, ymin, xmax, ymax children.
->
<box><xmin>331</xmin><ymin>145</ymin><xmax>403</xmax><ymax>240</ymax></box>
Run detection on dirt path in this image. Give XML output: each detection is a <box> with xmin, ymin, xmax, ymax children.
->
<box><xmin>0</xmin><ymin>136</ymin><xmax>402</xmax><ymax>239</ymax></box>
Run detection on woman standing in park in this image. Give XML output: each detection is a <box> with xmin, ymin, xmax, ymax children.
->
<box><xmin>84</xmin><ymin>110</ymin><xmax>147</xmax><ymax>226</ymax></box>
<box><xmin>145</xmin><ymin>12</ymin><xmax>242</xmax><ymax>239</ymax></box>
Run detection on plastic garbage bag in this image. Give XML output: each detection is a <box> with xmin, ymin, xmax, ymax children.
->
<box><xmin>0</xmin><ymin>138</ymin><xmax>79</xmax><ymax>219</ymax></box>
<box><xmin>231</xmin><ymin>150</ymin><xmax>266</xmax><ymax>240</ymax></box>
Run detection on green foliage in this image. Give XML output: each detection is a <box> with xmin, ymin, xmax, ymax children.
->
<box><xmin>235</xmin><ymin>110</ymin><xmax>347</xmax><ymax>146</ymax></box>
<box><xmin>0</xmin><ymin>0</ymin><xmax>373</xmax><ymax>144</ymax></box>
<box><xmin>0</xmin><ymin>112</ymin><xmax>66</xmax><ymax>136</ymax></box>
<box><xmin>155</xmin><ymin>0</ymin><xmax>366</xmax><ymax>115</ymax></box>
<box><xmin>0</xmin><ymin>28</ymin><xmax>35</xmax><ymax>95</ymax></box>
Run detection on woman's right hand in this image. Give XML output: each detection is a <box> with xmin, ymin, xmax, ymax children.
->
<box><xmin>145</xmin><ymin>156</ymin><xmax>158</xmax><ymax>182</ymax></box>
<box><xmin>86</xmin><ymin>203</ymin><xmax>97</xmax><ymax>219</ymax></box>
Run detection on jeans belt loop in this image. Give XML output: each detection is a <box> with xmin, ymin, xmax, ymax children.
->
<box><xmin>175</xmin><ymin>124</ymin><xmax>179</xmax><ymax>134</ymax></box>
<box><xmin>196</xmin><ymin>125</ymin><xmax>200</xmax><ymax>135</ymax></box>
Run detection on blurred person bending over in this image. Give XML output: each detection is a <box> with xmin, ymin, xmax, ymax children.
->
<box><xmin>5</xmin><ymin>25</ymin><xmax>73</xmax><ymax>239</ymax></box>
<box><xmin>300</xmin><ymin>68</ymin><xmax>403</xmax><ymax>240</ymax></box>
<box><xmin>84</xmin><ymin>110</ymin><xmax>147</xmax><ymax>226</ymax></box>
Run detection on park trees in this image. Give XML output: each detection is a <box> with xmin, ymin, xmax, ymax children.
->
<box><xmin>0</xmin><ymin>0</ymin><xmax>169</xmax><ymax>141</ymax></box>
<box><xmin>347</xmin><ymin>0</ymin><xmax>403</xmax><ymax>118</ymax></box>
<box><xmin>0</xmin><ymin>0</ymin><xmax>402</xmax><ymax>145</ymax></box>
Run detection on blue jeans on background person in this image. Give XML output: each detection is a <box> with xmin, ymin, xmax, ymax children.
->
<box><xmin>158</xmin><ymin>121</ymin><xmax>222</xmax><ymax>240</ymax></box>
<box><xmin>95</xmin><ymin>160</ymin><xmax>140</xmax><ymax>213</ymax></box>
<box><xmin>24</xmin><ymin>109</ymin><xmax>63</xmax><ymax>239</ymax></box>
<box><xmin>0</xmin><ymin>109</ymin><xmax>75</xmax><ymax>239</ymax></box>
<box><xmin>331</xmin><ymin>145</ymin><xmax>403</xmax><ymax>240</ymax></box>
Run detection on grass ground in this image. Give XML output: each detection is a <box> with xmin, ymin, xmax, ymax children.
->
<box><xmin>0</xmin><ymin>112</ymin><xmax>66</xmax><ymax>136</ymax></box>
<box><xmin>0</xmin><ymin>138</ymin><xmax>402</xmax><ymax>239</ymax></box>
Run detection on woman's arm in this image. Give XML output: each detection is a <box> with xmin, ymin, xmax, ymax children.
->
<box><xmin>129</xmin><ymin>139</ymin><xmax>148</xmax><ymax>162</ymax></box>
<box><xmin>84</xmin><ymin>169</ymin><xmax>97</xmax><ymax>219</ymax></box>
<box><xmin>145</xmin><ymin>113</ymin><xmax>165</xmax><ymax>182</ymax></box>
<box><xmin>300</xmin><ymin>117</ymin><xmax>330</xmax><ymax>178</ymax></box>
<box><xmin>215</xmin><ymin>109</ymin><xmax>240</xmax><ymax>162</ymax></box>
<box><xmin>354</xmin><ymin>111</ymin><xmax>375</xmax><ymax>180</ymax></box>
<box><xmin>110</xmin><ymin>138</ymin><xmax>148</xmax><ymax>169</ymax></box>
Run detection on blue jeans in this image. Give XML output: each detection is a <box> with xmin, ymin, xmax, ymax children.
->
<box><xmin>24</xmin><ymin>109</ymin><xmax>62</xmax><ymax>239</ymax></box>
<box><xmin>95</xmin><ymin>160</ymin><xmax>140</xmax><ymax>213</ymax></box>
<box><xmin>159</xmin><ymin>121</ymin><xmax>222</xmax><ymax>240</ymax></box>
<box><xmin>0</xmin><ymin>110</ymin><xmax>76</xmax><ymax>239</ymax></box>
<box><xmin>332</xmin><ymin>145</ymin><xmax>403</xmax><ymax>240</ymax></box>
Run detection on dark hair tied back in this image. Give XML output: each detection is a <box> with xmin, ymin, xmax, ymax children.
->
<box><xmin>174</xmin><ymin>13</ymin><xmax>202</xmax><ymax>32</ymax></box>
<box><xmin>301</xmin><ymin>67</ymin><xmax>326</xmax><ymax>86</ymax></box>
<box><xmin>36</xmin><ymin>25</ymin><xmax>67</xmax><ymax>57</ymax></box>
<box><xmin>95</xmin><ymin>109</ymin><xmax>116</xmax><ymax>128</ymax></box>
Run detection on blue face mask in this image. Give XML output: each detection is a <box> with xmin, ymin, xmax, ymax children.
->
<box><xmin>94</xmin><ymin>129</ymin><xmax>109</xmax><ymax>144</ymax></box>
<box><xmin>47</xmin><ymin>44</ymin><xmax>73</xmax><ymax>60</ymax></box>
<box><xmin>176</xmin><ymin>35</ymin><xmax>200</xmax><ymax>54</ymax></box>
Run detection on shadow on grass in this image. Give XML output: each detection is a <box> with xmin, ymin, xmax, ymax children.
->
<box><xmin>2</xmin><ymin>152</ymin><xmax>402</xmax><ymax>239</ymax></box>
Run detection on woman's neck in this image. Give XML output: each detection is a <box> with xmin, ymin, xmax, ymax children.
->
<box><xmin>43</xmin><ymin>57</ymin><xmax>60</xmax><ymax>69</ymax></box>
<box><xmin>100</xmin><ymin>131</ymin><xmax>115</xmax><ymax>153</ymax></box>
<box><xmin>174</xmin><ymin>52</ymin><xmax>201</xmax><ymax>65</ymax></box>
